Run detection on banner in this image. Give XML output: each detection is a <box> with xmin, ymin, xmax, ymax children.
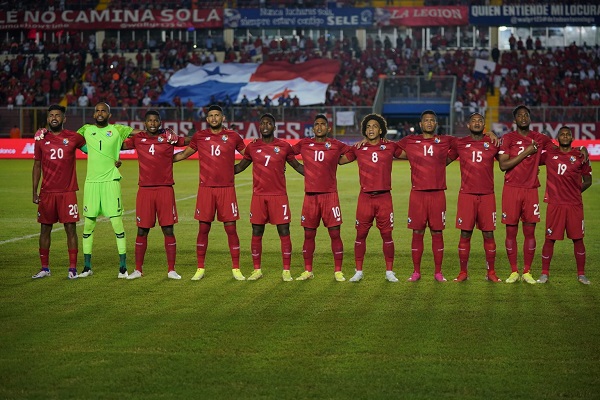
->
<box><xmin>0</xmin><ymin>9</ymin><xmax>222</xmax><ymax>30</ymax></box>
<box><xmin>3</xmin><ymin>138</ymin><xmax>600</xmax><ymax>160</ymax></box>
<box><xmin>469</xmin><ymin>4</ymin><xmax>600</xmax><ymax>26</ymax></box>
<box><xmin>493</xmin><ymin>122</ymin><xmax>600</xmax><ymax>141</ymax></box>
<box><xmin>374</xmin><ymin>6</ymin><xmax>468</xmax><ymax>27</ymax></box>
<box><xmin>473</xmin><ymin>59</ymin><xmax>496</xmax><ymax>79</ymax></box>
<box><xmin>224</xmin><ymin>7</ymin><xmax>373</xmax><ymax>28</ymax></box>
<box><xmin>157</xmin><ymin>60</ymin><xmax>340</xmax><ymax>107</ymax></box>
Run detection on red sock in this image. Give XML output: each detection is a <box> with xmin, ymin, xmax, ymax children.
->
<box><xmin>381</xmin><ymin>230</ymin><xmax>394</xmax><ymax>271</ymax></box>
<box><xmin>39</xmin><ymin>248</ymin><xmax>49</xmax><ymax>269</ymax></box>
<box><xmin>458</xmin><ymin>236</ymin><xmax>471</xmax><ymax>273</ymax></box>
<box><xmin>483</xmin><ymin>237</ymin><xmax>496</xmax><ymax>273</ymax></box>
<box><xmin>164</xmin><ymin>235</ymin><xmax>176</xmax><ymax>272</ymax></box>
<box><xmin>196</xmin><ymin>223</ymin><xmax>211</xmax><ymax>269</ymax></box>
<box><xmin>432</xmin><ymin>233</ymin><xmax>444</xmax><ymax>274</ymax></box>
<box><xmin>303</xmin><ymin>229</ymin><xmax>316</xmax><ymax>272</ymax></box>
<box><xmin>281</xmin><ymin>234</ymin><xmax>292</xmax><ymax>271</ymax></box>
<box><xmin>522</xmin><ymin>224</ymin><xmax>536</xmax><ymax>273</ymax></box>
<box><xmin>251</xmin><ymin>235</ymin><xmax>262</xmax><ymax>269</ymax></box>
<box><xmin>541</xmin><ymin>238</ymin><xmax>554</xmax><ymax>275</ymax></box>
<box><xmin>411</xmin><ymin>232</ymin><xmax>424</xmax><ymax>274</ymax></box>
<box><xmin>354</xmin><ymin>227</ymin><xmax>369</xmax><ymax>271</ymax></box>
<box><xmin>329</xmin><ymin>228</ymin><xmax>343</xmax><ymax>272</ymax></box>
<box><xmin>135</xmin><ymin>235</ymin><xmax>147</xmax><ymax>272</ymax></box>
<box><xmin>68</xmin><ymin>248</ymin><xmax>78</xmax><ymax>269</ymax></box>
<box><xmin>574</xmin><ymin>239</ymin><xmax>586</xmax><ymax>275</ymax></box>
<box><xmin>505</xmin><ymin>225</ymin><xmax>518</xmax><ymax>272</ymax></box>
<box><xmin>224</xmin><ymin>224</ymin><xmax>240</xmax><ymax>269</ymax></box>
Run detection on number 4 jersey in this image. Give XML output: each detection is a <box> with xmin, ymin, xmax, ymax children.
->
<box><xmin>34</xmin><ymin>130</ymin><xmax>86</xmax><ymax>193</ymax></box>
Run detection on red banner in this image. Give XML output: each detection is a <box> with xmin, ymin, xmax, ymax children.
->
<box><xmin>375</xmin><ymin>6</ymin><xmax>468</xmax><ymax>27</ymax></box>
<box><xmin>494</xmin><ymin>122</ymin><xmax>600</xmax><ymax>140</ymax></box>
<box><xmin>0</xmin><ymin>9</ymin><xmax>222</xmax><ymax>30</ymax></box>
<box><xmin>4</xmin><ymin>139</ymin><xmax>599</xmax><ymax>161</ymax></box>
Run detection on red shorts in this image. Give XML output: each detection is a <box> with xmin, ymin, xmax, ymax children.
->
<box><xmin>195</xmin><ymin>186</ymin><xmax>240</xmax><ymax>223</ymax></box>
<box><xmin>136</xmin><ymin>186</ymin><xmax>178</xmax><ymax>228</ymax></box>
<box><xmin>501</xmin><ymin>186</ymin><xmax>540</xmax><ymax>225</ymax></box>
<box><xmin>407</xmin><ymin>190</ymin><xmax>446</xmax><ymax>231</ymax></box>
<box><xmin>37</xmin><ymin>191</ymin><xmax>79</xmax><ymax>224</ymax></box>
<box><xmin>355</xmin><ymin>191</ymin><xmax>394</xmax><ymax>231</ymax></box>
<box><xmin>455</xmin><ymin>193</ymin><xmax>497</xmax><ymax>232</ymax></box>
<box><xmin>250</xmin><ymin>194</ymin><xmax>291</xmax><ymax>225</ymax></box>
<box><xmin>545</xmin><ymin>203</ymin><xmax>584</xmax><ymax>240</ymax></box>
<box><xmin>301</xmin><ymin>192</ymin><xmax>343</xmax><ymax>228</ymax></box>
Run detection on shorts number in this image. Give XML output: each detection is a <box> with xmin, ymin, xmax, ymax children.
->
<box><xmin>68</xmin><ymin>203</ymin><xmax>78</xmax><ymax>216</ymax></box>
<box><xmin>231</xmin><ymin>202</ymin><xmax>238</xmax><ymax>216</ymax></box>
<box><xmin>282</xmin><ymin>204</ymin><xmax>288</xmax><ymax>216</ymax></box>
<box><xmin>331</xmin><ymin>206</ymin><xmax>341</xmax><ymax>218</ymax></box>
<box><xmin>492</xmin><ymin>211</ymin><xmax>497</xmax><ymax>227</ymax></box>
<box><xmin>442</xmin><ymin>211</ymin><xmax>446</xmax><ymax>226</ymax></box>
<box><xmin>533</xmin><ymin>203</ymin><xmax>540</xmax><ymax>216</ymax></box>
<box><xmin>389</xmin><ymin>212</ymin><xmax>394</xmax><ymax>225</ymax></box>
<box><xmin>314</xmin><ymin>150</ymin><xmax>325</xmax><ymax>162</ymax></box>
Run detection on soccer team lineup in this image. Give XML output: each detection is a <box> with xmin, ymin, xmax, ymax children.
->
<box><xmin>32</xmin><ymin>102</ymin><xmax>592</xmax><ymax>285</ymax></box>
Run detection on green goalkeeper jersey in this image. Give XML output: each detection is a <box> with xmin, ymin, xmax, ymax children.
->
<box><xmin>77</xmin><ymin>123</ymin><xmax>133</xmax><ymax>182</ymax></box>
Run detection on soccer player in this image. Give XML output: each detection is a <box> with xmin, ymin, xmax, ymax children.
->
<box><xmin>31</xmin><ymin>104</ymin><xmax>86</xmax><ymax>279</ymax></box>
<box><xmin>122</xmin><ymin>110</ymin><xmax>187</xmax><ymax>280</ymax></box>
<box><xmin>292</xmin><ymin>114</ymin><xmax>350</xmax><ymax>282</ymax></box>
<box><xmin>498</xmin><ymin>105</ymin><xmax>555</xmax><ymax>284</ymax></box>
<box><xmin>74</xmin><ymin>102</ymin><xmax>144</xmax><ymax>279</ymax></box>
<box><xmin>537</xmin><ymin>126</ymin><xmax>592</xmax><ymax>284</ymax></box>
<box><xmin>173</xmin><ymin>105</ymin><xmax>246</xmax><ymax>281</ymax></box>
<box><xmin>339</xmin><ymin>113</ymin><xmax>402</xmax><ymax>282</ymax></box>
<box><xmin>234</xmin><ymin>113</ymin><xmax>304</xmax><ymax>281</ymax></box>
<box><xmin>452</xmin><ymin>112</ymin><xmax>502</xmax><ymax>282</ymax></box>
<box><xmin>397</xmin><ymin>110</ymin><xmax>457</xmax><ymax>282</ymax></box>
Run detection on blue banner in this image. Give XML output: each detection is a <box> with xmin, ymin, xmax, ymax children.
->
<box><xmin>469</xmin><ymin>4</ymin><xmax>600</xmax><ymax>26</ymax></box>
<box><xmin>224</xmin><ymin>7</ymin><xmax>374</xmax><ymax>28</ymax></box>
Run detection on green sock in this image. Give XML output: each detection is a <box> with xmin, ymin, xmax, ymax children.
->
<box><xmin>119</xmin><ymin>254</ymin><xmax>127</xmax><ymax>272</ymax></box>
<box><xmin>84</xmin><ymin>254</ymin><xmax>92</xmax><ymax>270</ymax></box>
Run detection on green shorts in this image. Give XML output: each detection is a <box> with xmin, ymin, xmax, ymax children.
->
<box><xmin>83</xmin><ymin>180</ymin><xmax>124</xmax><ymax>218</ymax></box>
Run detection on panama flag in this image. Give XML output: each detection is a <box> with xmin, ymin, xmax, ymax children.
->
<box><xmin>158</xmin><ymin>59</ymin><xmax>340</xmax><ymax>107</ymax></box>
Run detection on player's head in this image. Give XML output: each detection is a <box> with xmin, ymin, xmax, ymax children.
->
<box><xmin>419</xmin><ymin>110</ymin><xmax>438</xmax><ymax>135</ymax></box>
<box><xmin>47</xmin><ymin>104</ymin><xmax>66</xmax><ymax>132</ymax></box>
<box><xmin>361</xmin><ymin>113</ymin><xmax>387</xmax><ymax>140</ymax></box>
<box><xmin>93</xmin><ymin>102</ymin><xmax>111</xmax><ymax>127</ymax></box>
<box><xmin>467</xmin><ymin>112</ymin><xmax>485</xmax><ymax>135</ymax></box>
<box><xmin>206</xmin><ymin>104</ymin><xmax>224</xmax><ymax>131</ymax></box>
<box><xmin>512</xmin><ymin>105</ymin><xmax>531</xmax><ymax>129</ymax></box>
<box><xmin>144</xmin><ymin>109</ymin><xmax>162</xmax><ymax>134</ymax></box>
<box><xmin>259</xmin><ymin>113</ymin><xmax>276</xmax><ymax>138</ymax></box>
<box><xmin>313</xmin><ymin>114</ymin><xmax>330</xmax><ymax>138</ymax></box>
<box><xmin>557</xmin><ymin>125</ymin><xmax>573</xmax><ymax>148</ymax></box>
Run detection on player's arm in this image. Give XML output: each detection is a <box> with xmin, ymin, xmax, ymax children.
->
<box><xmin>234</xmin><ymin>158</ymin><xmax>252</xmax><ymax>174</ymax></box>
<box><xmin>582</xmin><ymin>174</ymin><xmax>592</xmax><ymax>193</ymax></box>
<box><xmin>484</xmin><ymin>131</ymin><xmax>499</xmax><ymax>146</ymax></box>
<box><xmin>339</xmin><ymin>154</ymin><xmax>353</xmax><ymax>165</ymax></box>
<box><xmin>579</xmin><ymin>146</ymin><xmax>590</xmax><ymax>163</ymax></box>
<box><xmin>287</xmin><ymin>158</ymin><xmax>304</xmax><ymax>176</ymax></box>
<box><xmin>498</xmin><ymin>141</ymin><xmax>538</xmax><ymax>171</ymax></box>
<box><xmin>32</xmin><ymin>160</ymin><xmax>41</xmax><ymax>204</ymax></box>
<box><xmin>173</xmin><ymin>146</ymin><xmax>197</xmax><ymax>162</ymax></box>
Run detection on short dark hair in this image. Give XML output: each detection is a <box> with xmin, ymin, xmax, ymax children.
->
<box><xmin>420</xmin><ymin>109</ymin><xmax>437</xmax><ymax>120</ymax></box>
<box><xmin>468</xmin><ymin>112</ymin><xmax>485</xmax><ymax>120</ymax></box>
<box><xmin>95</xmin><ymin>102</ymin><xmax>111</xmax><ymax>113</ymax></box>
<box><xmin>314</xmin><ymin>114</ymin><xmax>328</xmax><ymax>123</ymax></box>
<box><xmin>145</xmin><ymin>109</ymin><xmax>161</xmax><ymax>120</ymax></box>
<box><xmin>512</xmin><ymin>105</ymin><xmax>531</xmax><ymax>118</ymax></box>
<box><xmin>207</xmin><ymin>104</ymin><xmax>223</xmax><ymax>113</ymax></box>
<box><xmin>361</xmin><ymin>113</ymin><xmax>388</xmax><ymax>138</ymax></box>
<box><xmin>260</xmin><ymin>113</ymin><xmax>276</xmax><ymax>124</ymax></box>
<box><xmin>47</xmin><ymin>104</ymin><xmax>65</xmax><ymax>113</ymax></box>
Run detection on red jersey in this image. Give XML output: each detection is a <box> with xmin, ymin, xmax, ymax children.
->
<box><xmin>189</xmin><ymin>128</ymin><xmax>245</xmax><ymax>187</ymax></box>
<box><xmin>398</xmin><ymin>134</ymin><xmax>457</xmax><ymax>191</ymax></box>
<box><xmin>34</xmin><ymin>129</ymin><xmax>85</xmax><ymax>193</ymax></box>
<box><xmin>292</xmin><ymin>138</ymin><xmax>350</xmax><ymax>193</ymax></box>
<box><xmin>243</xmin><ymin>138</ymin><xmax>296</xmax><ymax>196</ymax></box>
<box><xmin>541</xmin><ymin>148</ymin><xmax>591</xmax><ymax>206</ymax></box>
<box><xmin>124</xmin><ymin>132</ymin><xmax>186</xmax><ymax>187</ymax></box>
<box><xmin>345</xmin><ymin>141</ymin><xmax>402</xmax><ymax>193</ymax></box>
<box><xmin>499</xmin><ymin>130</ymin><xmax>553</xmax><ymax>188</ymax></box>
<box><xmin>454</xmin><ymin>136</ymin><xmax>499</xmax><ymax>195</ymax></box>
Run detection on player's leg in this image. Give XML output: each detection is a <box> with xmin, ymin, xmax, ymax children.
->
<box><xmin>153</xmin><ymin>186</ymin><xmax>179</xmax><ymax>279</ymax></box>
<box><xmin>215</xmin><ymin>188</ymin><xmax>243</xmax><ymax>280</ymax></box>
<box><xmin>407</xmin><ymin>190</ymin><xmax>427</xmax><ymax>281</ymax></box>
<box><xmin>574</xmin><ymin>239</ymin><xmax>588</xmax><ymax>284</ymax></box>
<box><xmin>299</xmin><ymin>195</ymin><xmax>318</xmax><ymax>279</ymax></box>
<box><xmin>502</xmin><ymin>186</ymin><xmax>522</xmax><ymax>282</ymax></box>
<box><xmin>130</xmin><ymin>227</ymin><xmax>150</xmax><ymax>280</ymax></box>
<box><xmin>81</xmin><ymin>216</ymin><xmax>96</xmax><ymax>277</ymax></box>
<box><xmin>276</xmin><ymin>223</ymin><xmax>293</xmax><ymax>282</ymax></box>
<box><xmin>455</xmin><ymin>193</ymin><xmax>476</xmax><ymax>282</ymax></box>
<box><xmin>455</xmin><ymin>230</ymin><xmax>472</xmax><ymax>282</ymax></box>
<box><xmin>428</xmin><ymin>191</ymin><xmax>447</xmax><ymax>282</ymax></box>
<box><xmin>33</xmin><ymin>223</ymin><xmax>53</xmax><ymax>278</ymax></box>
<box><xmin>320</xmin><ymin>192</ymin><xmax>345</xmax><ymax>281</ymax></box>
<box><xmin>193</xmin><ymin>221</ymin><xmax>211</xmax><ymax>281</ymax></box>
<box><xmin>521</xmin><ymin>188</ymin><xmax>541</xmax><ymax>284</ymax></box>
<box><xmin>64</xmin><ymin>222</ymin><xmax>78</xmax><ymax>279</ymax></box>
<box><xmin>374</xmin><ymin>192</ymin><xmax>397</xmax><ymax>282</ymax></box>
<box><xmin>351</xmin><ymin>193</ymin><xmax>372</xmax><ymax>282</ymax></box>
<box><xmin>249</xmin><ymin>224</ymin><xmax>265</xmax><ymax>281</ymax></box>
<box><xmin>482</xmin><ymin>231</ymin><xmax>500</xmax><ymax>282</ymax></box>
<box><xmin>161</xmin><ymin>225</ymin><xmax>180</xmax><ymax>280</ymax></box>
<box><xmin>193</xmin><ymin>187</ymin><xmax>217</xmax><ymax>280</ymax></box>
<box><xmin>566</xmin><ymin>205</ymin><xmax>587</xmax><ymax>283</ymax></box>
<box><xmin>328</xmin><ymin>227</ymin><xmax>345</xmax><ymax>282</ymax></box>
<box><xmin>109</xmin><ymin>215</ymin><xmax>128</xmax><ymax>277</ymax></box>
<box><xmin>132</xmin><ymin>188</ymin><xmax>154</xmax><ymax>278</ymax></box>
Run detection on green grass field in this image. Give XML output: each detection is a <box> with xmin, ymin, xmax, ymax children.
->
<box><xmin>1</xmin><ymin>159</ymin><xmax>599</xmax><ymax>399</ymax></box>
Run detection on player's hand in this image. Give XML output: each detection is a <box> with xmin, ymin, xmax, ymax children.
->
<box><xmin>526</xmin><ymin>140</ymin><xmax>538</xmax><ymax>155</ymax></box>
<box><xmin>33</xmin><ymin>193</ymin><xmax>39</xmax><ymax>204</ymax></box>
<box><xmin>34</xmin><ymin>128</ymin><xmax>47</xmax><ymax>141</ymax></box>
<box><xmin>485</xmin><ymin>131</ymin><xmax>500</xmax><ymax>146</ymax></box>
<box><xmin>115</xmin><ymin>159</ymin><xmax>122</xmax><ymax>168</ymax></box>
<box><xmin>353</xmin><ymin>138</ymin><xmax>368</xmax><ymax>148</ymax></box>
<box><xmin>579</xmin><ymin>146</ymin><xmax>590</xmax><ymax>163</ymax></box>
<box><xmin>161</xmin><ymin>128</ymin><xmax>179</xmax><ymax>144</ymax></box>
